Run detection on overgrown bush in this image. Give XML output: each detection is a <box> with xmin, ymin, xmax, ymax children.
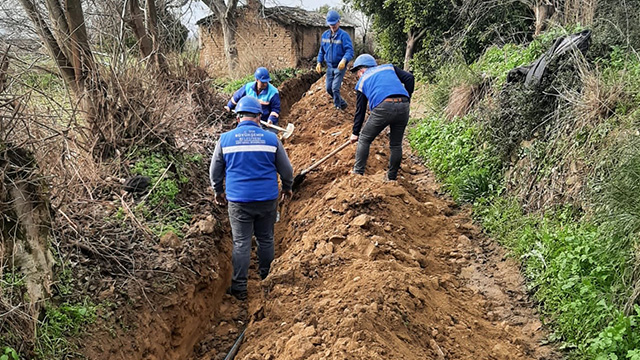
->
<box><xmin>409</xmin><ymin>23</ymin><xmax>640</xmax><ymax>357</ymax></box>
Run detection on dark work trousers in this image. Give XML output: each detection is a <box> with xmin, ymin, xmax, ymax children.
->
<box><xmin>326</xmin><ymin>65</ymin><xmax>348</xmax><ymax>109</ymax></box>
<box><xmin>353</xmin><ymin>101</ymin><xmax>410</xmax><ymax>180</ymax></box>
<box><xmin>227</xmin><ymin>199</ymin><xmax>277</xmax><ymax>292</ymax></box>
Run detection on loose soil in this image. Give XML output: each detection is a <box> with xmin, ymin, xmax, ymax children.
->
<box><xmin>193</xmin><ymin>73</ymin><xmax>560</xmax><ymax>359</ymax></box>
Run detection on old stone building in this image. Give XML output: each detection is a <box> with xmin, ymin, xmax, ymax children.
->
<box><xmin>197</xmin><ymin>3</ymin><xmax>355</xmax><ymax>77</ymax></box>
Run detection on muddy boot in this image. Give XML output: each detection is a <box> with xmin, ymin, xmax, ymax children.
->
<box><xmin>226</xmin><ymin>287</ymin><xmax>247</xmax><ymax>301</ymax></box>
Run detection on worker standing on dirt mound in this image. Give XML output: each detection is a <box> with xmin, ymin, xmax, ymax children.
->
<box><xmin>210</xmin><ymin>96</ymin><xmax>293</xmax><ymax>301</ymax></box>
<box><xmin>316</xmin><ymin>10</ymin><xmax>354</xmax><ymax>111</ymax></box>
<box><xmin>349</xmin><ymin>54</ymin><xmax>415</xmax><ymax>181</ymax></box>
<box><xmin>224</xmin><ymin>67</ymin><xmax>281</xmax><ymax>133</ymax></box>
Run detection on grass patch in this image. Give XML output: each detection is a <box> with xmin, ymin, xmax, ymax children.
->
<box><xmin>123</xmin><ymin>149</ymin><xmax>200</xmax><ymax>238</ymax></box>
<box><xmin>408</xmin><ymin>114</ymin><xmax>502</xmax><ymax>202</ymax></box>
<box><xmin>35</xmin><ymin>300</ymin><xmax>97</xmax><ymax>359</ymax></box>
<box><xmin>476</xmin><ymin>198</ymin><xmax>640</xmax><ymax>358</ymax></box>
<box><xmin>213</xmin><ymin>67</ymin><xmax>306</xmax><ymax>94</ymax></box>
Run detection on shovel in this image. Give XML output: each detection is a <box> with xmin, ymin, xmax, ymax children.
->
<box><xmin>261</xmin><ymin>121</ymin><xmax>295</xmax><ymax>139</ymax></box>
<box><xmin>292</xmin><ymin>140</ymin><xmax>351</xmax><ymax>191</ymax></box>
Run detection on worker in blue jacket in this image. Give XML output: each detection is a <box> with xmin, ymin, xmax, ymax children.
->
<box><xmin>316</xmin><ymin>10</ymin><xmax>354</xmax><ymax>111</ymax></box>
<box><xmin>225</xmin><ymin>67</ymin><xmax>281</xmax><ymax>131</ymax></box>
<box><xmin>348</xmin><ymin>54</ymin><xmax>415</xmax><ymax>181</ymax></box>
<box><xmin>211</xmin><ymin>96</ymin><xmax>293</xmax><ymax>301</ymax></box>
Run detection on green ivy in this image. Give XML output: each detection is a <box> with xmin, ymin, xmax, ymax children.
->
<box><xmin>0</xmin><ymin>347</ymin><xmax>19</xmax><ymax>360</ymax></box>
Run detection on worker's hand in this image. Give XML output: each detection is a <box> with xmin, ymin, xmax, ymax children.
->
<box><xmin>350</xmin><ymin>134</ymin><xmax>359</xmax><ymax>144</ymax></box>
<box><xmin>338</xmin><ymin>59</ymin><xmax>346</xmax><ymax>71</ymax></box>
<box><xmin>224</xmin><ymin>105</ymin><xmax>231</xmax><ymax>112</ymax></box>
<box><xmin>316</xmin><ymin>63</ymin><xmax>322</xmax><ymax>74</ymax></box>
<box><xmin>281</xmin><ymin>189</ymin><xmax>293</xmax><ymax>201</ymax></box>
<box><xmin>214</xmin><ymin>192</ymin><xmax>227</xmax><ymax>206</ymax></box>
<box><xmin>267</xmin><ymin>119</ymin><xmax>273</xmax><ymax>125</ymax></box>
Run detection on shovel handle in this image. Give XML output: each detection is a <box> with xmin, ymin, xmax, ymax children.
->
<box><xmin>260</xmin><ymin>120</ymin><xmax>286</xmax><ymax>132</ymax></box>
<box><xmin>302</xmin><ymin>140</ymin><xmax>351</xmax><ymax>175</ymax></box>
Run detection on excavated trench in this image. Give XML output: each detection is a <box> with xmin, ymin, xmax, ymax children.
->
<box><xmin>82</xmin><ymin>71</ymin><xmax>558</xmax><ymax>359</ymax></box>
<box><xmin>190</xmin><ymin>73</ymin><xmax>560</xmax><ymax>359</ymax></box>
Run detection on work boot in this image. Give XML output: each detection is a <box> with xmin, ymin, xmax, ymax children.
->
<box><xmin>226</xmin><ymin>287</ymin><xmax>247</xmax><ymax>301</ymax></box>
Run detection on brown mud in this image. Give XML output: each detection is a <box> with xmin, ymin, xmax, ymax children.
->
<box><xmin>194</xmin><ymin>74</ymin><xmax>560</xmax><ymax>359</ymax></box>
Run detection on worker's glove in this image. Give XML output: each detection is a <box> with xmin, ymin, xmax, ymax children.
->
<box><xmin>316</xmin><ymin>63</ymin><xmax>322</xmax><ymax>74</ymax></box>
<box><xmin>268</xmin><ymin>114</ymin><xmax>278</xmax><ymax>124</ymax></box>
<box><xmin>349</xmin><ymin>134</ymin><xmax>359</xmax><ymax>144</ymax></box>
<box><xmin>338</xmin><ymin>59</ymin><xmax>346</xmax><ymax>71</ymax></box>
<box><xmin>224</xmin><ymin>105</ymin><xmax>231</xmax><ymax>112</ymax></box>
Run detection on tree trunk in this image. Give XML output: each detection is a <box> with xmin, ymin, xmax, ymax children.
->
<box><xmin>128</xmin><ymin>0</ymin><xmax>155</xmax><ymax>62</ymax></box>
<box><xmin>127</xmin><ymin>0</ymin><xmax>169</xmax><ymax>73</ymax></box>
<box><xmin>144</xmin><ymin>0</ymin><xmax>168</xmax><ymax>73</ymax></box>
<box><xmin>404</xmin><ymin>28</ymin><xmax>427</xmax><ymax>71</ymax></box>
<box><xmin>0</xmin><ymin>146</ymin><xmax>54</xmax><ymax>316</ymax></box>
<box><xmin>18</xmin><ymin>0</ymin><xmax>77</xmax><ymax>93</ymax></box>
<box><xmin>44</xmin><ymin>0</ymin><xmax>71</xmax><ymax>60</ymax></box>
<box><xmin>65</xmin><ymin>0</ymin><xmax>94</xmax><ymax>89</ymax></box>
<box><xmin>0</xmin><ymin>47</ymin><xmax>9</xmax><ymax>94</ymax></box>
<box><xmin>201</xmin><ymin>0</ymin><xmax>241</xmax><ymax>76</ymax></box>
<box><xmin>221</xmin><ymin>11</ymin><xmax>239</xmax><ymax>75</ymax></box>
<box><xmin>534</xmin><ymin>1</ymin><xmax>554</xmax><ymax>36</ymax></box>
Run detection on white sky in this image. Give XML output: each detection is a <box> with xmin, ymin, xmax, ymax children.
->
<box><xmin>265</xmin><ymin>0</ymin><xmax>343</xmax><ymax>8</ymax></box>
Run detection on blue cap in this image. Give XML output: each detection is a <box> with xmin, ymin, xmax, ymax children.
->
<box><xmin>350</xmin><ymin>54</ymin><xmax>377</xmax><ymax>72</ymax></box>
<box><xmin>235</xmin><ymin>96</ymin><xmax>262</xmax><ymax>115</ymax></box>
<box><xmin>326</xmin><ymin>10</ymin><xmax>340</xmax><ymax>26</ymax></box>
<box><xmin>254</xmin><ymin>67</ymin><xmax>271</xmax><ymax>82</ymax></box>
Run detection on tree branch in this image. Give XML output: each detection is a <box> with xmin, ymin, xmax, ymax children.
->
<box><xmin>17</xmin><ymin>0</ymin><xmax>77</xmax><ymax>92</ymax></box>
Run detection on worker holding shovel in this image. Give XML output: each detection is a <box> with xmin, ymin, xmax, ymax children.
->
<box><xmin>224</xmin><ymin>67</ymin><xmax>281</xmax><ymax>133</ymax></box>
<box><xmin>211</xmin><ymin>96</ymin><xmax>293</xmax><ymax>301</ymax></box>
<box><xmin>349</xmin><ymin>54</ymin><xmax>415</xmax><ymax>181</ymax></box>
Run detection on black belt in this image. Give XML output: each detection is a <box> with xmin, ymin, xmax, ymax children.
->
<box><xmin>383</xmin><ymin>96</ymin><xmax>409</xmax><ymax>103</ymax></box>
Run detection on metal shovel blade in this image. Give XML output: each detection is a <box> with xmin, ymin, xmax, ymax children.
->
<box><xmin>291</xmin><ymin>173</ymin><xmax>306</xmax><ymax>191</ymax></box>
<box><xmin>282</xmin><ymin>123</ymin><xmax>295</xmax><ymax>139</ymax></box>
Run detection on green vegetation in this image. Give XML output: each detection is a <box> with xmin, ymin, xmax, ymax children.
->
<box><xmin>0</xmin><ymin>347</ymin><xmax>19</xmax><ymax>360</ymax></box>
<box><xmin>409</xmin><ymin>115</ymin><xmax>501</xmax><ymax>201</ymax></box>
<box><xmin>213</xmin><ymin>67</ymin><xmax>306</xmax><ymax>94</ymax></box>
<box><xmin>347</xmin><ymin>0</ymin><xmax>531</xmax><ymax>77</ymax></box>
<box><xmin>2</xmin><ymin>273</ymin><xmax>26</xmax><ymax>290</ymax></box>
<box><xmin>477</xmin><ymin>199</ymin><xmax>639</xmax><ymax>356</ymax></box>
<box><xmin>127</xmin><ymin>150</ymin><xmax>195</xmax><ymax>237</ymax></box>
<box><xmin>409</xmin><ymin>24</ymin><xmax>640</xmax><ymax>358</ymax></box>
<box><xmin>36</xmin><ymin>300</ymin><xmax>96</xmax><ymax>359</ymax></box>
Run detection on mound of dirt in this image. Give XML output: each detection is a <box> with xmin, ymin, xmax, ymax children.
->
<box><xmin>278</xmin><ymin>71</ymin><xmax>322</xmax><ymax>119</ymax></box>
<box><xmin>210</xmin><ymin>73</ymin><xmax>558</xmax><ymax>359</ymax></box>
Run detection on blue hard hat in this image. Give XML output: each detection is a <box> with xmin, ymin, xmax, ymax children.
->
<box><xmin>350</xmin><ymin>54</ymin><xmax>377</xmax><ymax>72</ymax></box>
<box><xmin>254</xmin><ymin>67</ymin><xmax>271</xmax><ymax>82</ymax></box>
<box><xmin>326</xmin><ymin>10</ymin><xmax>340</xmax><ymax>25</ymax></box>
<box><xmin>235</xmin><ymin>96</ymin><xmax>262</xmax><ymax>115</ymax></box>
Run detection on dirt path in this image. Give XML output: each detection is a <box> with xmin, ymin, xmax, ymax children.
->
<box><xmin>195</xmin><ymin>74</ymin><xmax>559</xmax><ymax>360</ymax></box>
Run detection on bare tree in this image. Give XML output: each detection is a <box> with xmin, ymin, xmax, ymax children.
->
<box><xmin>127</xmin><ymin>0</ymin><xmax>169</xmax><ymax>73</ymax></box>
<box><xmin>200</xmin><ymin>0</ymin><xmax>241</xmax><ymax>75</ymax></box>
<box><xmin>341</xmin><ymin>4</ymin><xmax>374</xmax><ymax>54</ymax></box>
<box><xmin>17</xmin><ymin>0</ymin><xmax>94</xmax><ymax>96</ymax></box>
